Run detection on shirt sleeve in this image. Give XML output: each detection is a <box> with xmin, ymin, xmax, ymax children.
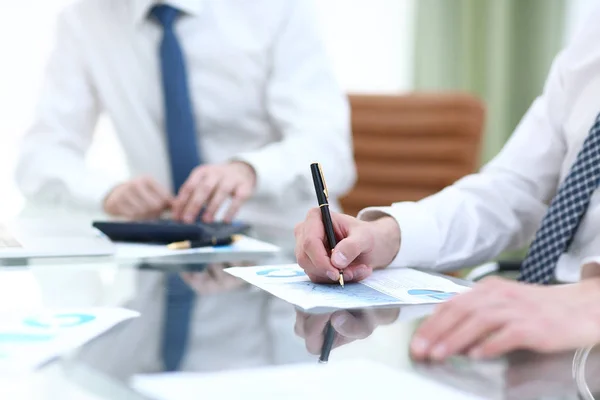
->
<box><xmin>234</xmin><ymin>0</ymin><xmax>356</xmax><ymax>201</ymax></box>
<box><xmin>359</xmin><ymin>48</ymin><xmax>570</xmax><ymax>270</ymax></box>
<box><xmin>15</xmin><ymin>8</ymin><xmax>121</xmax><ymax>211</ymax></box>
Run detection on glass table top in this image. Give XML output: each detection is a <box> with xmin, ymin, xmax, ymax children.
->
<box><xmin>0</xmin><ymin>244</ymin><xmax>597</xmax><ymax>399</ymax></box>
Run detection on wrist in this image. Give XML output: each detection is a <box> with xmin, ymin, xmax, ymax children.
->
<box><xmin>370</xmin><ymin>216</ymin><xmax>401</xmax><ymax>268</ymax></box>
<box><xmin>229</xmin><ymin>161</ymin><xmax>256</xmax><ymax>184</ymax></box>
<box><xmin>578</xmin><ymin>278</ymin><xmax>600</xmax><ymax>342</ymax></box>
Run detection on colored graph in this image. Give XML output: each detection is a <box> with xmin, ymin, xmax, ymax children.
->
<box><xmin>256</xmin><ymin>267</ymin><xmax>307</xmax><ymax>278</ymax></box>
<box><xmin>407</xmin><ymin>289</ymin><xmax>457</xmax><ymax>301</ymax></box>
<box><xmin>287</xmin><ymin>281</ymin><xmax>400</xmax><ymax>305</ymax></box>
<box><xmin>0</xmin><ymin>313</ymin><xmax>97</xmax><ymax>345</ymax></box>
<box><xmin>212</xmin><ymin>245</ymin><xmax>234</xmax><ymax>252</ymax></box>
<box><xmin>24</xmin><ymin>313</ymin><xmax>96</xmax><ymax>329</ymax></box>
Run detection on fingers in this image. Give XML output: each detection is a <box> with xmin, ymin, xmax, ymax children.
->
<box><xmin>411</xmin><ymin>277</ymin><xmax>526</xmax><ymax>361</ymax></box>
<box><xmin>294</xmin><ymin>313</ymin><xmax>331</xmax><ymax>354</ymax></box>
<box><xmin>331</xmin><ymin>234</ymin><xmax>371</xmax><ymax>269</ymax></box>
<box><xmin>146</xmin><ymin>179</ymin><xmax>174</xmax><ymax>206</ymax></box>
<box><xmin>105</xmin><ymin>178</ymin><xmax>170</xmax><ymax>220</ymax></box>
<box><xmin>467</xmin><ymin>324</ymin><xmax>532</xmax><ymax>359</ymax></box>
<box><xmin>305</xmin><ymin>272</ymin><xmax>337</xmax><ymax>284</ymax></box>
<box><xmin>411</xmin><ymin>293</ymin><xmax>479</xmax><ymax>360</ymax></box>
<box><xmin>223</xmin><ymin>184</ymin><xmax>253</xmax><ymax>222</ymax></box>
<box><xmin>339</xmin><ymin>264</ymin><xmax>373</xmax><ymax>283</ymax></box>
<box><xmin>331</xmin><ymin>309</ymin><xmax>399</xmax><ymax>340</ymax></box>
<box><xmin>181</xmin><ymin>173</ymin><xmax>219</xmax><ymax>223</ymax></box>
<box><xmin>426</xmin><ymin>308</ymin><xmax>512</xmax><ymax>361</ymax></box>
<box><xmin>120</xmin><ymin>192</ymin><xmax>144</xmax><ymax>214</ymax></box>
<box><xmin>374</xmin><ymin>308</ymin><xmax>402</xmax><ymax>325</ymax></box>
<box><xmin>294</xmin><ymin>209</ymin><xmax>375</xmax><ymax>283</ymax></box>
<box><xmin>295</xmin><ymin>313</ymin><xmax>360</xmax><ymax>355</ymax></box>
<box><xmin>295</xmin><ymin>209</ymin><xmax>339</xmax><ymax>282</ymax></box>
<box><xmin>172</xmin><ymin>168</ymin><xmax>205</xmax><ymax>220</ymax></box>
<box><xmin>330</xmin><ymin>310</ymin><xmax>375</xmax><ymax>340</ymax></box>
<box><xmin>203</xmin><ymin>182</ymin><xmax>234</xmax><ymax>223</ymax></box>
<box><xmin>305</xmin><ymin>265</ymin><xmax>371</xmax><ymax>283</ymax></box>
<box><xmin>173</xmin><ymin>165</ymin><xmax>255</xmax><ymax>223</ymax></box>
<box><xmin>133</xmin><ymin>180</ymin><xmax>169</xmax><ymax>212</ymax></box>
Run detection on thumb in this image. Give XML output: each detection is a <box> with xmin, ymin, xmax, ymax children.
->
<box><xmin>331</xmin><ymin>228</ymin><xmax>371</xmax><ymax>268</ymax></box>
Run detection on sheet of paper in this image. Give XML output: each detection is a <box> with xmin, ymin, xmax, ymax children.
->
<box><xmin>226</xmin><ymin>264</ymin><xmax>470</xmax><ymax>310</ymax></box>
<box><xmin>115</xmin><ymin>235</ymin><xmax>280</xmax><ymax>259</ymax></box>
<box><xmin>0</xmin><ymin>307</ymin><xmax>139</xmax><ymax>373</ymax></box>
<box><xmin>132</xmin><ymin>359</ymin><xmax>484</xmax><ymax>400</ymax></box>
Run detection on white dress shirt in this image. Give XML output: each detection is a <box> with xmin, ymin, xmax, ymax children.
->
<box><xmin>362</xmin><ymin>6</ymin><xmax>600</xmax><ymax>283</ymax></box>
<box><xmin>15</xmin><ymin>0</ymin><xmax>344</xmax><ymax>372</ymax></box>
<box><xmin>16</xmin><ymin>0</ymin><xmax>355</xmax><ymax>242</ymax></box>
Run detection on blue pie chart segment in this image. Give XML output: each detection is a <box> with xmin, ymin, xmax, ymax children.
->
<box><xmin>407</xmin><ymin>289</ymin><xmax>457</xmax><ymax>301</ymax></box>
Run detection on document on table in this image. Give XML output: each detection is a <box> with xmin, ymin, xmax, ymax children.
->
<box><xmin>0</xmin><ymin>307</ymin><xmax>139</xmax><ymax>373</ymax></box>
<box><xmin>132</xmin><ymin>359</ymin><xmax>484</xmax><ymax>400</ymax></box>
<box><xmin>115</xmin><ymin>235</ymin><xmax>280</xmax><ymax>260</ymax></box>
<box><xmin>226</xmin><ymin>264</ymin><xmax>470</xmax><ymax>310</ymax></box>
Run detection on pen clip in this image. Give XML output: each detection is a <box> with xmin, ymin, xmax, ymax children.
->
<box><xmin>317</xmin><ymin>163</ymin><xmax>329</xmax><ymax>200</ymax></box>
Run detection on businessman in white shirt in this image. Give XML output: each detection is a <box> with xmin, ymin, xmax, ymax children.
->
<box><xmin>17</xmin><ymin>0</ymin><xmax>354</xmax><ymax>230</ymax></box>
<box><xmin>16</xmin><ymin>0</ymin><xmax>354</xmax><ymax>372</ymax></box>
<box><xmin>295</xmin><ymin>6</ymin><xmax>600</xmax><ymax>360</ymax></box>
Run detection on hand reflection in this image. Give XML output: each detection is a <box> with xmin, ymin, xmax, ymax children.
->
<box><xmin>181</xmin><ymin>264</ymin><xmax>246</xmax><ymax>295</ymax></box>
<box><xmin>294</xmin><ymin>308</ymin><xmax>400</xmax><ymax>354</ymax></box>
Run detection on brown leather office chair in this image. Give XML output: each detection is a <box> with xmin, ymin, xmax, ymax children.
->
<box><xmin>341</xmin><ymin>93</ymin><xmax>486</xmax><ymax>217</ymax></box>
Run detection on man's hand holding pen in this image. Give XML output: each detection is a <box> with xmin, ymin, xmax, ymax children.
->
<box><xmin>295</xmin><ymin>309</ymin><xmax>401</xmax><ymax>354</ymax></box>
<box><xmin>294</xmin><ymin>209</ymin><xmax>401</xmax><ymax>283</ymax></box>
<box><xmin>306</xmin><ymin>163</ymin><xmax>402</xmax><ymax>363</ymax></box>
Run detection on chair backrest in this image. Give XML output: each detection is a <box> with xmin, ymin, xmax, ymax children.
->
<box><xmin>341</xmin><ymin>93</ymin><xmax>486</xmax><ymax>216</ymax></box>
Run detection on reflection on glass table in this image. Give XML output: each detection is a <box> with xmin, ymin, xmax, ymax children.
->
<box><xmin>3</xmin><ymin>259</ymin><xmax>599</xmax><ymax>400</ymax></box>
<box><xmin>294</xmin><ymin>306</ymin><xmax>600</xmax><ymax>400</ymax></box>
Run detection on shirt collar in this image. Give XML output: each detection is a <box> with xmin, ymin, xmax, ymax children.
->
<box><xmin>132</xmin><ymin>0</ymin><xmax>204</xmax><ymax>25</ymax></box>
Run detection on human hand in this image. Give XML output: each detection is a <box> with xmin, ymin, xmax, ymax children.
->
<box><xmin>294</xmin><ymin>209</ymin><xmax>401</xmax><ymax>283</ymax></box>
<box><xmin>180</xmin><ymin>264</ymin><xmax>245</xmax><ymax>295</ymax></box>
<box><xmin>103</xmin><ymin>176</ymin><xmax>173</xmax><ymax>220</ymax></box>
<box><xmin>410</xmin><ymin>277</ymin><xmax>600</xmax><ymax>362</ymax></box>
<box><xmin>172</xmin><ymin>162</ymin><xmax>256</xmax><ymax>224</ymax></box>
<box><xmin>294</xmin><ymin>308</ymin><xmax>400</xmax><ymax>354</ymax></box>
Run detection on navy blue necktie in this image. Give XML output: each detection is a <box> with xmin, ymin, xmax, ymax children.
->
<box><xmin>151</xmin><ymin>4</ymin><xmax>198</xmax><ymax>372</ymax></box>
<box><xmin>519</xmin><ymin>113</ymin><xmax>600</xmax><ymax>284</ymax></box>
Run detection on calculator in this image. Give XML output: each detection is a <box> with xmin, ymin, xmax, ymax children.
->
<box><xmin>92</xmin><ymin>219</ymin><xmax>250</xmax><ymax>244</ymax></box>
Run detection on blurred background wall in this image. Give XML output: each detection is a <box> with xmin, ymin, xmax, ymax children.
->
<box><xmin>0</xmin><ymin>0</ymin><xmax>597</xmax><ymax>220</ymax></box>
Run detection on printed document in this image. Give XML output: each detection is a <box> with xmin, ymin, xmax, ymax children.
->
<box><xmin>0</xmin><ymin>307</ymin><xmax>139</xmax><ymax>373</ymax></box>
<box><xmin>226</xmin><ymin>264</ymin><xmax>470</xmax><ymax>310</ymax></box>
<box><xmin>132</xmin><ymin>359</ymin><xmax>484</xmax><ymax>400</ymax></box>
<box><xmin>115</xmin><ymin>235</ymin><xmax>279</xmax><ymax>260</ymax></box>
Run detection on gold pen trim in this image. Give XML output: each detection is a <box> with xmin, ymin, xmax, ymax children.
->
<box><xmin>317</xmin><ymin>163</ymin><xmax>329</xmax><ymax>199</ymax></box>
<box><xmin>167</xmin><ymin>240</ymin><xmax>190</xmax><ymax>250</ymax></box>
<box><xmin>318</xmin><ymin>203</ymin><xmax>329</xmax><ymax>208</ymax></box>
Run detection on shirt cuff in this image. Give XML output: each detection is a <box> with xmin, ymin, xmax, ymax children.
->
<box><xmin>357</xmin><ymin>202</ymin><xmax>441</xmax><ymax>268</ymax></box>
<box><xmin>233</xmin><ymin>149</ymin><xmax>285</xmax><ymax>199</ymax></box>
<box><xmin>69</xmin><ymin>172</ymin><xmax>121</xmax><ymax>211</ymax></box>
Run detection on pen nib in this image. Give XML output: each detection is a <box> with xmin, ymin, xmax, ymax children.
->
<box><xmin>339</xmin><ymin>273</ymin><xmax>344</xmax><ymax>288</ymax></box>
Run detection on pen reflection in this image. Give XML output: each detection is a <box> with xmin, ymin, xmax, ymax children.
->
<box><xmin>294</xmin><ymin>308</ymin><xmax>401</xmax><ymax>355</ymax></box>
